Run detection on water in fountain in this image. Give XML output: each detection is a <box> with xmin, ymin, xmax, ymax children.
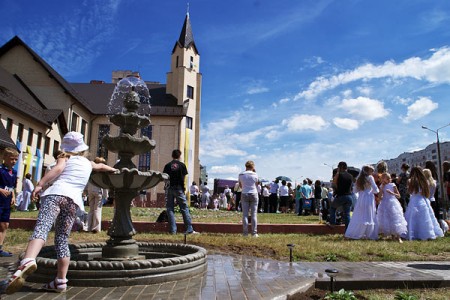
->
<box><xmin>108</xmin><ymin>76</ymin><xmax>151</xmax><ymax>115</ymax></box>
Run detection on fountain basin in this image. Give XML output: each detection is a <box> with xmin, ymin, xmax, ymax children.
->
<box><xmin>90</xmin><ymin>169</ymin><xmax>168</xmax><ymax>190</ymax></box>
<box><xmin>27</xmin><ymin>242</ymin><xmax>207</xmax><ymax>287</ymax></box>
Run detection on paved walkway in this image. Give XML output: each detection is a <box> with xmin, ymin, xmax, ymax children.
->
<box><xmin>1</xmin><ymin>252</ymin><xmax>450</xmax><ymax>299</ymax></box>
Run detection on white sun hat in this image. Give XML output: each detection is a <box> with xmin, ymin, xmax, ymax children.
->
<box><xmin>61</xmin><ymin>132</ymin><xmax>89</xmax><ymax>152</ymax></box>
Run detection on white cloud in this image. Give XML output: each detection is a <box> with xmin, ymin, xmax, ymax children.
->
<box><xmin>303</xmin><ymin>56</ymin><xmax>325</xmax><ymax>68</ymax></box>
<box><xmin>247</xmin><ymin>86</ymin><xmax>269</xmax><ymax>95</ymax></box>
<box><xmin>199</xmin><ymin>146</ymin><xmax>247</xmax><ymax>159</ymax></box>
<box><xmin>294</xmin><ymin>47</ymin><xmax>450</xmax><ymax>100</ymax></box>
<box><xmin>279</xmin><ymin>98</ymin><xmax>290</xmax><ymax>104</ymax></box>
<box><xmin>282</xmin><ymin>114</ymin><xmax>328</xmax><ymax>131</ymax></box>
<box><xmin>209</xmin><ymin>165</ymin><xmax>241</xmax><ymax>174</ymax></box>
<box><xmin>340</xmin><ymin>97</ymin><xmax>389</xmax><ymax>121</ymax></box>
<box><xmin>401</xmin><ymin>97</ymin><xmax>438</xmax><ymax>123</ymax></box>
<box><xmin>15</xmin><ymin>0</ymin><xmax>121</xmax><ymax>77</ymax></box>
<box><xmin>333</xmin><ymin>118</ymin><xmax>359</xmax><ymax>130</ymax></box>
<box><xmin>324</xmin><ymin>96</ymin><xmax>341</xmax><ymax>107</ymax></box>
<box><xmin>393</xmin><ymin>96</ymin><xmax>412</xmax><ymax>105</ymax></box>
<box><xmin>357</xmin><ymin>86</ymin><xmax>372</xmax><ymax>96</ymax></box>
<box><xmin>342</xmin><ymin>89</ymin><xmax>352</xmax><ymax>98</ymax></box>
<box><xmin>266</xmin><ymin>130</ymin><xmax>279</xmax><ymax>140</ymax></box>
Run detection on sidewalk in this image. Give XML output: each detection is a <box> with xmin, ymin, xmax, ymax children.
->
<box><xmin>1</xmin><ymin>252</ymin><xmax>450</xmax><ymax>299</ymax></box>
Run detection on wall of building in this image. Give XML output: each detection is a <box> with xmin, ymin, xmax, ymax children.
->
<box><xmin>385</xmin><ymin>141</ymin><xmax>450</xmax><ymax>174</ymax></box>
<box><xmin>0</xmin><ymin>106</ymin><xmax>60</xmax><ymax>191</ymax></box>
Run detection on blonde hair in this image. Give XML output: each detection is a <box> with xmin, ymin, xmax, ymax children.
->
<box><xmin>245</xmin><ymin>160</ymin><xmax>255</xmax><ymax>170</ymax></box>
<box><xmin>423</xmin><ymin>168</ymin><xmax>436</xmax><ymax>189</ymax></box>
<box><xmin>63</xmin><ymin>150</ymin><xmax>87</xmax><ymax>158</ymax></box>
<box><xmin>94</xmin><ymin>157</ymin><xmax>106</xmax><ymax>164</ymax></box>
<box><xmin>381</xmin><ymin>172</ymin><xmax>391</xmax><ymax>182</ymax></box>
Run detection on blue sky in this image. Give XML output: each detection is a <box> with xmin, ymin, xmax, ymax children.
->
<box><xmin>1</xmin><ymin>0</ymin><xmax>450</xmax><ymax>185</ymax></box>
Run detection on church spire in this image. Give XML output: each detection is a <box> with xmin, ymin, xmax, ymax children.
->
<box><xmin>178</xmin><ymin>12</ymin><xmax>194</xmax><ymax>48</ymax></box>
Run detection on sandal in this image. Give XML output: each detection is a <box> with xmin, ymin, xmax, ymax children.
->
<box><xmin>6</xmin><ymin>259</ymin><xmax>37</xmax><ymax>294</ymax></box>
<box><xmin>42</xmin><ymin>278</ymin><xmax>67</xmax><ymax>293</ymax></box>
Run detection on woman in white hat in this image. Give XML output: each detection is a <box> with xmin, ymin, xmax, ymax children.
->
<box><xmin>7</xmin><ymin>132</ymin><xmax>118</xmax><ymax>294</ymax></box>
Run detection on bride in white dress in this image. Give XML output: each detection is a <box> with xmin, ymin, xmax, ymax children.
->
<box><xmin>403</xmin><ymin>167</ymin><xmax>444</xmax><ymax>241</ymax></box>
<box><xmin>376</xmin><ymin>173</ymin><xmax>407</xmax><ymax>242</ymax></box>
<box><xmin>345</xmin><ymin>165</ymin><xmax>379</xmax><ymax>240</ymax></box>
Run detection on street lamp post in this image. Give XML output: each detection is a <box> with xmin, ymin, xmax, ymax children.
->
<box><xmin>422</xmin><ymin>123</ymin><xmax>450</xmax><ymax>219</ymax></box>
<box><xmin>324</xmin><ymin>163</ymin><xmax>334</xmax><ymax>180</ymax></box>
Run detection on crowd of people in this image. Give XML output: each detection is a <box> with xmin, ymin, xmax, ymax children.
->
<box><xmin>328</xmin><ymin>160</ymin><xmax>448</xmax><ymax>242</ymax></box>
<box><xmin>1</xmin><ymin>135</ymin><xmax>449</xmax><ymax>294</ymax></box>
<box><xmin>187</xmin><ymin>159</ymin><xmax>449</xmax><ymax>241</ymax></box>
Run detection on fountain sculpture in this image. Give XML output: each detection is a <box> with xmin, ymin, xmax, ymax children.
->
<box><xmin>26</xmin><ymin>77</ymin><xmax>207</xmax><ymax>287</ymax></box>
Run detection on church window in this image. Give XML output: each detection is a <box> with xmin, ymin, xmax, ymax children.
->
<box><xmin>187</xmin><ymin>85</ymin><xmax>194</xmax><ymax>99</ymax></box>
<box><xmin>186</xmin><ymin>117</ymin><xmax>193</xmax><ymax>129</ymax></box>
<box><xmin>139</xmin><ymin>126</ymin><xmax>152</xmax><ymax>171</ymax></box>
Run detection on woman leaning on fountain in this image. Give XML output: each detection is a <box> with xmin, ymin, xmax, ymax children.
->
<box><xmin>6</xmin><ymin>132</ymin><xmax>118</xmax><ymax>295</ymax></box>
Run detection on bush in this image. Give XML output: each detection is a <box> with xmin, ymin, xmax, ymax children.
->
<box><xmin>394</xmin><ymin>290</ymin><xmax>419</xmax><ymax>300</ymax></box>
<box><xmin>325</xmin><ymin>289</ymin><xmax>357</xmax><ymax>300</ymax></box>
<box><xmin>325</xmin><ymin>253</ymin><xmax>337</xmax><ymax>261</ymax></box>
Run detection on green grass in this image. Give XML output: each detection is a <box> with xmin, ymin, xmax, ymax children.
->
<box><xmin>11</xmin><ymin>206</ymin><xmax>322</xmax><ymax>224</ymax></box>
<box><xmin>8</xmin><ymin>207</ymin><xmax>450</xmax><ymax>262</ymax></box>
<box><xmin>5</xmin><ymin>229</ymin><xmax>450</xmax><ymax>263</ymax></box>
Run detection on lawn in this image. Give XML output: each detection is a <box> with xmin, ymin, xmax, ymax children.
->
<box><xmin>11</xmin><ymin>206</ymin><xmax>321</xmax><ymax>224</ymax></box>
<box><xmin>8</xmin><ymin>207</ymin><xmax>450</xmax><ymax>263</ymax></box>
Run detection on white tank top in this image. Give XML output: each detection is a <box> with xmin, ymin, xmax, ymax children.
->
<box><xmin>42</xmin><ymin>156</ymin><xmax>92</xmax><ymax>209</ymax></box>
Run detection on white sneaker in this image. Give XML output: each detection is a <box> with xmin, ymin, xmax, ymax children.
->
<box><xmin>187</xmin><ymin>231</ymin><xmax>200</xmax><ymax>235</ymax></box>
<box><xmin>252</xmin><ymin>234</ymin><xmax>259</xmax><ymax>238</ymax></box>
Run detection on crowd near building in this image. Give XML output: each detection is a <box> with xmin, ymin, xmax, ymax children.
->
<box><xmin>0</xmin><ymin>13</ymin><xmax>202</xmax><ymax>206</ymax></box>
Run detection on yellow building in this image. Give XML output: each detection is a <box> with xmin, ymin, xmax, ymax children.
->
<box><xmin>0</xmin><ymin>13</ymin><xmax>201</xmax><ymax>205</ymax></box>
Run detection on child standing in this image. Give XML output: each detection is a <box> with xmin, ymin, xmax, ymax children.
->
<box><xmin>0</xmin><ymin>147</ymin><xmax>19</xmax><ymax>257</ymax></box>
<box><xmin>6</xmin><ymin>132</ymin><xmax>117</xmax><ymax>294</ymax></box>
<box><xmin>345</xmin><ymin>165</ymin><xmax>379</xmax><ymax>240</ymax></box>
<box><xmin>376</xmin><ymin>173</ymin><xmax>407</xmax><ymax>242</ymax></box>
<box><xmin>402</xmin><ymin>167</ymin><xmax>444</xmax><ymax>241</ymax></box>
<box><xmin>18</xmin><ymin>173</ymin><xmax>34</xmax><ymax>211</ymax></box>
<box><xmin>278</xmin><ymin>180</ymin><xmax>289</xmax><ymax>213</ymax></box>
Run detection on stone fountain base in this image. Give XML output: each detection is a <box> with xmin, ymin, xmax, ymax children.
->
<box><xmin>26</xmin><ymin>242</ymin><xmax>207</xmax><ymax>287</ymax></box>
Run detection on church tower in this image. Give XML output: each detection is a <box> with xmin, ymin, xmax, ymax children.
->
<box><xmin>166</xmin><ymin>12</ymin><xmax>202</xmax><ymax>185</ymax></box>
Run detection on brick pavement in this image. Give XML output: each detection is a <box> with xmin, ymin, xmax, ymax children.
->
<box><xmin>1</xmin><ymin>252</ymin><xmax>450</xmax><ymax>299</ymax></box>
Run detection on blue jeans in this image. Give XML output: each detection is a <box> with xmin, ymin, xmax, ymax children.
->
<box><xmin>295</xmin><ymin>198</ymin><xmax>301</xmax><ymax>214</ymax></box>
<box><xmin>166</xmin><ymin>187</ymin><xmax>194</xmax><ymax>234</ymax></box>
<box><xmin>329</xmin><ymin>194</ymin><xmax>353</xmax><ymax>230</ymax></box>
<box><xmin>241</xmin><ymin>193</ymin><xmax>258</xmax><ymax>235</ymax></box>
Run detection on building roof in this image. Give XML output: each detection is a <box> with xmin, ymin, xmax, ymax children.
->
<box><xmin>70</xmin><ymin>82</ymin><xmax>185</xmax><ymax>116</ymax></box>
<box><xmin>172</xmin><ymin>13</ymin><xmax>199</xmax><ymax>54</ymax></box>
<box><xmin>0</xmin><ymin>36</ymin><xmax>187</xmax><ymax>118</ymax></box>
<box><xmin>0</xmin><ymin>66</ymin><xmax>64</xmax><ymax>128</ymax></box>
<box><xmin>0</xmin><ymin>122</ymin><xmax>16</xmax><ymax>150</ymax></box>
<box><xmin>0</xmin><ymin>36</ymin><xmax>93</xmax><ymax>113</ymax></box>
